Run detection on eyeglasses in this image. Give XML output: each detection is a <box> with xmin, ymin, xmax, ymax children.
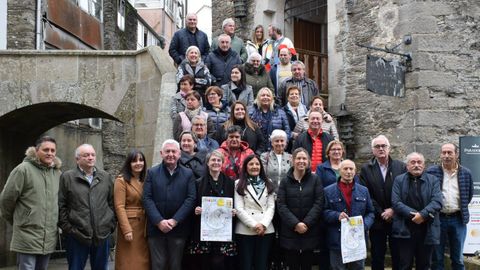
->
<box><xmin>373</xmin><ymin>144</ymin><xmax>389</xmax><ymax>149</ymax></box>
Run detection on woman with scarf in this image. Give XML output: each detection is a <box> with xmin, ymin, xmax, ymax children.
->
<box><xmin>234</xmin><ymin>154</ymin><xmax>275</xmax><ymax>270</ymax></box>
<box><xmin>204</xmin><ymin>86</ymin><xmax>230</xmax><ymax>133</ymax></box>
<box><xmin>214</xmin><ymin>101</ymin><xmax>265</xmax><ymax>155</ymax></box>
<box><xmin>249</xmin><ymin>87</ymin><xmax>291</xmax><ymax>151</ymax></box>
<box><xmin>176</xmin><ymin>45</ymin><xmax>212</xmax><ymax>103</ymax></box>
<box><xmin>187</xmin><ymin>150</ymin><xmax>236</xmax><ymax>270</ymax></box>
<box><xmin>170</xmin><ymin>74</ymin><xmax>195</xmax><ymax>120</ymax></box>
<box><xmin>173</xmin><ymin>90</ymin><xmax>214</xmax><ymax>141</ymax></box>
<box><xmin>221</xmin><ymin>65</ymin><xmax>254</xmax><ymax>108</ymax></box>
<box><xmin>178</xmin><ymin>131</ymin><xmax>207</xmax><ymax>179</ymax></box>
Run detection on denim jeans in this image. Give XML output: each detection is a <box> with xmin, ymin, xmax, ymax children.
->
<box><xmin>17</xmin><ymin>253</ymin><xmax>50</xmax><ymax>270</ymax></box>
<box><xmin>66</xmin><ymin>234</ymin><xmax>110</xmax><ymax>270</ymax></box>
<box><xmin>432</xmin><ymin>214</ymin><xmax>467</xmax><ymax>270</ymax></box>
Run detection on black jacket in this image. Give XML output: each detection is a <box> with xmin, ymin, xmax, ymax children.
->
<box><xmin>58</xmin><ymin>167</ymin><xmax>116</xmax><ymax>245</ymax></box>
<box><xmin>293</xmin><ymin>131</ymin><xmax>334</xmax><ymax>163</ymax></box>
<box><xmin>276</xmin><ymin>168</ymin><xmax>324</xmax><ymax>251</ymax></box>
<box><xmin>169</xmin><ymin>28</ymin><xmax>210</xmax><ymax>65</ymax></box>
<box><xmin>179</xmin><ymin>150</ymin><xmax>207</xmax><ymax>179</ymax></box>
<box><xmin>359</xmin><ymin>157</ymin><xmax>406</xmax><ymax>229</ymax></box>
<box><xmin>191</xmin><ymin>172</ymin><xmax>236</xmax><ymax>242</ymax></box>
<box><xmin>205</xmin><ymin>48</ymin><xmax>242</xmax><ymax>86</ymax></box>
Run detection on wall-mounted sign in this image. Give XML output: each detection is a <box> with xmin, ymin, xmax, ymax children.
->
<box><xmin>366</xmin><ymin>55</ymin><xmax>406</xmax><ymax>97</ymax></box>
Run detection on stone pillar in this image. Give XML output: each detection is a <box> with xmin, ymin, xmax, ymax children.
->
<box><xmin>7</xmin><ymin>0</ymin><xmax>36</xmax><ymax>49</ymax></box>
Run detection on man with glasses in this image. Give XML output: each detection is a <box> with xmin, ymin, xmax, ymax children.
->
<box><xmin>191</xmin><ymin>115</ymin><xmax>219</xmax><ymax>152</ymax></box>
<box><xmin>359</xmin><ymin>135</ymin><xmax>406</xmax><ymax>270</ymax></box>
<box><xmin>427</xmin><ymin>143</ymin><xmax>473</xmax><ymax>270</ymax></box>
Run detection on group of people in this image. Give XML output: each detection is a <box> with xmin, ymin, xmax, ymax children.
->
<box><xmin>1</xmin><ymin>133</ymin><xmax>473</xmax><ymax>270</ymax></box>
<box><xmin>0</xmin><ymin>12</ymin><xmax>474</xmax><ymax>270</ymax></box>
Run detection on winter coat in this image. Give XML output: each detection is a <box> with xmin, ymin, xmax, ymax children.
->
<box><xmin>249</xmin><ymin>105</ymin><xmax>292</xmax><ymax>149</ymax></box>
<box><xmin>196</xmin><ymin>136</ymin><xmax>220</xmax><ymax>153</ymax></box>
<box><xmin>277</xmin><ymin>77</ymin><xmax>319</xmax><ymax>108</ymax></box>
<box><xmin>0</xmin><ymin>147</ymin><xmax>61</xmax><ymax>254</ymax></box>
<box><xmin>214</xmin><ymin>121</ymin><xmax>265</xmax><ymax>155</ymax></box>
<box><xmin>293</xmin><ymin>130</ymin><xmax>334</xmax><ymax>164</ymax></box>
<box><xmin>58</xmin><ymin>167</ymin><xmax>116</xmax><ymax>245</ymax></box>
<box><xmin>323</xmin><ymin>181</ymin><xmax>375</xmax><ymax>251</ymax></box>
<box><xmin>143</xmin><ymin>163</ymin><xmax>196</xmax><ymax>238</ymax></box>
<box><xmin>218</xmin><ymin>141</ymin><xmax>255</xmax><ymax>180</ymax></box>
<box><xmin>176</xmin><ymin>59</ymin><xmax>212</xmax><ymax>96</ymax></box>
<box><xmin>234</xmin><ymin>179</ymin><xmax>275</xmax><ymax>235</ymax></box>
<box><xmin>244</xmin><ymin>62</ymin><xmax>274</xmax><ymax>97</ymax></box>
<box><xmin>114</xmin><ymin>176</ymin><xmax>150</xmax><ymax>270</ymax></box>
<box><xmin>172</xmin><ymin>110</ymin><xmax>215</xmax><ymax>141</ymax></box>
<box><xmin>179</xmin><ymin>150</ymin><xmax>207</xmax><ymax>179</ymax></box>
<box><xmin>170</xmin><ymin>92</ymin><xmax>187</xmax><ymax>120</ymax></box>
<box><xmin>205</xmin><ymin>103</ymin><xmax>230</xmax><ymax>132</ymax></box>
<box><xmin>293</xmin><ymin>111</ymin><xmax>339</xmax><ymax>140</ymax></box>
<box><xmin>205</xmin><ymin>48</ymin><xmax>242</xmax><ymax>86</ymax></box>
<box><xmin>260</xmin><ymin>151</ymin><xmax>292</xmax><ymax>193</ymax></box>
<box><xmin>212</xmin><ymin>34</ymin><xmax>248</xmax><ymax>63</ymax></box>
<box><xmin>359</xmin><ymin>157</ymin><xmax>407</xmax><ymax>230</ymax></box>
<box><xmin>169</xmin><ymin>28</ymin><xmax>210</xmax><ymax>65</ymax></box>
<box><xmin>192</xmin><ymin>172</ymin><xmax>235</xmax><ymax>242</ymax></box>
<box><xmin>391</xmin><ymin>172</ymin><xmax>442</xmax><ymax>245</ymax></box>
<box><xmin>426</xmin><ymin>164</ymin><xmax>474</xmax><ymax>224</ymax></box>
<box><xmin>276</xmin><ymin>168</ymin><xmax>324</xmax><ymax>251</ymax></box>
<box><xmin>221</xmin><ymin>82</ymin><xmax>254</xmax><ymax>108</ymax></box>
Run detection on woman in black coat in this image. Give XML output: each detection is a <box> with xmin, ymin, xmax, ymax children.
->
<box><xmin>276</xmin><ymin>147</ymin><xmax>324</xmax><ymax>270</ymax></box>
<box><xmin>187</xmin><ymin>150</ymin><xmax>236</xmax><ymax>270</ymax></box>
<box><xmin>179</xmin><ymin>131</ymin><xmax>207</xmax><ymax>179</ymax></box>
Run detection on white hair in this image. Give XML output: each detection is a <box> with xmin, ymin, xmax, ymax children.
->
<box><xmin>270</xmin><ymin>129</ymin><xmax>288</xmax><ymax>141</ymax></box>
<box><xmin>222</xmin><ymin>18</ymin><xmax>235</xmax><ymax>29</ymax></box>
<box><xmin>371</xmin><ymin>135</ymin><xmax>391</xmax><ymax>148</ymax></box>
<box><xmin>75</xmin><ymin>144</ymin><xmax>94</xmax><ymax>158</ymax></box>
<box><xmin>405</xmin><ymin>152</ymin><xmax>425</xmax><ymax>164</ymax></box>
<box><xmin>161</xmin><ymin>139</ymin><xmax>180</xmax><ymax>151</ymax></box>
<box><xmin>247</xmin><ymin>52</ymin><xmax>262</xmax><ymax>63</ymax></box>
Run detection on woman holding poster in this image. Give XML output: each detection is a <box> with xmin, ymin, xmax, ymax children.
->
<box><xmin>187</xmin><ymin>150</ymin><xmax>236</xmax><ymax>270</ymax></box>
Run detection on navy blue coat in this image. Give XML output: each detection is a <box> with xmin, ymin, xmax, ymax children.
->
<box><xmin>316</xmin><ymin>160</ymin><xmax>361</xmax><ymax>188</ymax></box>
<box><xmin>391</xmin><ymin>172</ymin><xmax>442</xmax><ymax>245</ymax></box>
<box><xmin>143</xmin><ymin>163</ymin><xmax>196</xmax><ymax>238</ymax></box>
<box><xmin>426</xmin><ymin>165</ymin><xmax>473</xmax><ymax>224</ymax></box>
<box><xmin>205</xmin><ymin>48</ymin><xmax>242</xmax><ymax>86</ymax></box>
<box><xmin>323</xmin><ymin>181</ymin><xmax>375</xmax><ymax>251</ymax></box>
<box><xmin>169</xmin><ymin>28</ymin><xmax>210</xmax><ymax>65</ymax></box>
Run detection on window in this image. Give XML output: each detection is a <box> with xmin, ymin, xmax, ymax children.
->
<box><xmin>76</xmin><ymin>0</ymin><xmax>103</xmax><ymax>21</ymax></box>
<box><xmin>117</xmin><ymin>0</ymin><xmax>125</xmax><ymax>31</ymax></box>
<box><xmin>0</xmin><ymin>0</ymin><xmax>6</xmax><ymax>49</ymax></box>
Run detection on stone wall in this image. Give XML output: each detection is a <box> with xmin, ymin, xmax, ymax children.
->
<box><xmin>104</xmin><ymin>0</ymin><xmax>138</xmax><ymax>50</ymax></box>
<box><xmin>7</xmin><ymin>0</ymin><xmax>36</xmax><ymax>49</ymax></box>
<box><xmin>328</xmin><ymin>0</ymin><xmax>480</xmax><ymax>164</ymax></box>
<box><xmin>211</xmin><ymin>0</ymin><xmax>254</xmax><ymax>41</ymax></box>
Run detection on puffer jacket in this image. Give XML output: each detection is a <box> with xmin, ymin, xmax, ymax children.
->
<box><xmin>249</xmin><ymin>105</ymin><xmax>291</xmax><ymax>150</ymax></box>
<box><xmin>276</xmin><ymin>168</ymin><xmax>324</xmax><ymax>251</ymax></box>
<box><xmin>205</xmin><ymin>103</ymin><xmax>230</xmax><ymax>132</ymax></box>
<box><xmin>205</xmin><ymin>48</ymin><xmax>242</xmax><ymax>86</ymax></box>
<box><xmin>218</xmin><ymin>141</ymin><xmax>254</xmax><ymax>180</ymax></box>
<box><xmin>244</xmin><ymin>62</ymin><xmax>274</xmax><ymax>97</ymax></box>
<box><xmin>58</xmin><ymin>167</ymin><xmax>116</xmax><ymax>245</ymax></box>
<box><xmin>176</xmin><ymin>60</ymin><xmax>212</xmax><ymax>96</ymax></box>
<box><xmin>0</xmin><ymin>147</ymin><xmax>61</xmax><ymax>254</ymax></box>
<box><xmin>323</xmin><ymin>181</ymin><xmax>375</xmax><ymax>251</ymax></box>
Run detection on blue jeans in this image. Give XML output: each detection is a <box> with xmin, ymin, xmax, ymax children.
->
<box><xmin>66</xmin><ymin>234</ymin><xmax>110</xmax><ymax>270</ymax></box>
<box><xmin>17</xmin><ymin>253</ymin><xmax>50</xmax><ymax>270</ymax></box>
<box><xmin>432</xmin><ymin>214</ymin><xmax>467</xmax><ymax>270</ymax></box>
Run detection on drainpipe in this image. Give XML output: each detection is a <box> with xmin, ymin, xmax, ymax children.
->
<box><xmin>35</xmin><ymin>0</ymin><xmax>42</xmax><ymax>49</ymax></box>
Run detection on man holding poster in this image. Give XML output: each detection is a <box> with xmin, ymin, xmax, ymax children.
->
<box><xmin>427</xmin><ymin>143</ymin><xmax>474</xmax><ymax>270</ymax></box>
<box><xmin>324</xmin><ymin>159</ymin><xmax>375</xmax><ymax>270</ymax></box>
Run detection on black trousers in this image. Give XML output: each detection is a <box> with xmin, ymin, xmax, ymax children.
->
<box><xmin>395</xmin><ymin>227</ymin><xmax>433</xmax><ymax>270</ymax></box>
<box><xmin>283</xmin><ymin>249</ymin><xmax>313</xmax><ymax>270</ymax></box>
<box><xmin>370</xmin><ymin>225</ymin><xmax>398</xmax><ymax>270</ymax></box>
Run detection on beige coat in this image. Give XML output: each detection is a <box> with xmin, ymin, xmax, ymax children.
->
<box><xmin>114</xmin><ymin>176</ymin><xmax>150</xmax><ymax>270</ymax></box>
<box><xmin>234</xmin><ymin>180</ymin><xmax>275</xmax><ymax>235</ymax></box>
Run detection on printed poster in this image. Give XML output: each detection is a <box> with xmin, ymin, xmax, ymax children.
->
<box><xmin>341</xmin><ymin>216</ymin><xmax>367</xmax><ymax>264</ymax></box>
<box><xmin>200</xmin><ymin>196</ymin><xmax>233</xmax><ymax>242</ymax></box>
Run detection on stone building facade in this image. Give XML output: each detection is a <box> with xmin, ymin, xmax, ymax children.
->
<box><xmin>212</xmin><ymin>0</ymin><xmax>480</xmax><ymax>164</ymax></box>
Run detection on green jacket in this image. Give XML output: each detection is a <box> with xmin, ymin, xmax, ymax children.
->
<box><xmin>0</xmin><ymin>147</ymin><xmax>62</xmax><ymax>254</ymax></box>
<box><xmin>211</xmin><ymin>34</ymin><xmax>248</xmax><ymax>63</ymax></box>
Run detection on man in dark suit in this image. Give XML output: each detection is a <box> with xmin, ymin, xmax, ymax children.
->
<box><xmin>143</xmin><ymin>139</ymin><xmax>196</xmax><ymax>269</ymax></box>
<box><xmin>360</xmin><ymin>135</ymin><xmax>406</xmax><ymax>270</ymax></box>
